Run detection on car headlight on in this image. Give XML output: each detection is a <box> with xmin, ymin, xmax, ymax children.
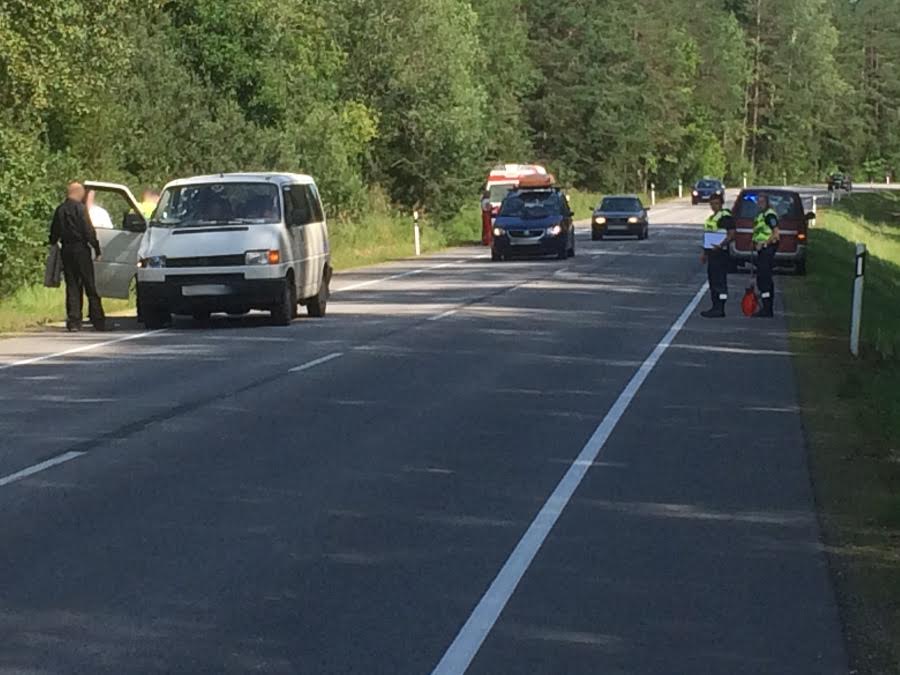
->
<box><xmin>545</xmin><ymin>224</ymin><xmax>563</xmax><ymax>236</ymax></box>
<box><xmin>594</xmin><ymin>216</ymin><xmax>606</xmax><ymax>225</ymax></box>
<box><xmin>245</xmin><ymin>250</ymin><xmax>281</xmax><ymax>265</ymax></box>
<box><xmin>138</xmin><ymin>256</ymin><xmax>166</xmax><ymax>269</ymax></box>
<box><xmin>628</xmin><ymin>216</ymin><xmax>640</xmax><ymax>224</ymax></box>
<box><xmin>692</xmin><ymin>190</ymin><xmax>699</xmax><ymax>196</ymax></box>
<box><xmin>492</xmin><ymin>227</ymin><xmax>506</xmax><ymax>237</ymax></box>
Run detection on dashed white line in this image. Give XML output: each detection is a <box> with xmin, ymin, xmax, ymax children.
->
<box><xmin>0</xmin><ymin>330</ymin><xmax>167</xmax><ymax>373</ymax></box>
<box><xmin>288</xmin><ymin>352</ymin><xmax>344</xmax><ymax>373</ymax></box>
<box><xmin>336</xmin><ymin>257</ymin><xmax>483</xmax><ymax>294</ymax></box>
<box><xmin>430</xmin><ymin>281</ymin><xmax>709</xmax><ymax>675</ymax></box>
<box><xmin>0</xmin><ymin>451</ymin><xmax>86</xmax><ymax>488</ymax></box>
<box><xmin>428</xmin><ymin>309</ymin><xmax>459</xmax><ymax>322</ymax></box>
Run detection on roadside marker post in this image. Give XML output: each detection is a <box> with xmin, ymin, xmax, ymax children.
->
<box><xmin>678</xmin><ymin>179</ymin><xmax>683</xmax><ymax>199</ymax></box>
<box><xmin>811</xmin><ymin>195</ymin><xmax>817</xmax><ymax>215</ymax></box>
<box><xmin>850</xmin><ymin>243</ymin><xmax>867</xmax><ymax>357</ymax></box>
<box><xmin>783</xmin><ymin>171</ymin><xmax>788</xmax><ymax>186</ymax></box>
<box><xmin>650</xmin><ymin>183</ymin><xmax>656</xmax><ymax>206</ymax></box>
<box><xmin>414</xmin><ymin>210</ymin><xmax>421</xmax><ymax>257</ymax></box>
<box><xmin>742</xmin><ymin>172</ymin><xmax>748</xmax><ymax>189</ymax></box>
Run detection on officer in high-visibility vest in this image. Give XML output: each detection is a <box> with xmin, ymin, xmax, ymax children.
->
<box><xmin>752</xmin><ymin>193</ymin><xmax>780</xmax><ymax>318</ymax></box>
<box><xmin>139</xmin><ymin>189</ymin><xmax>159</xmax><ymax>220</ymax></box>
<box><xmin>700</xmin><ymin>192</ymin><xmax>735</xmax><ymax>318</ymax></box>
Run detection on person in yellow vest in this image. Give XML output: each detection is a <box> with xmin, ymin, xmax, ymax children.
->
<box><xmin>139</xmin><ymin>189</ymin><xmax>160</xmax><ymax>220</ymax></box>
<box><xmin>752</xmin><ymin>193</ymin><xmax>780</xmax><ymax>318</ymax></box>
<box><xmin>700</xmin><ymin>193</ymin><xmax>736</xmax><ymax>318</ymax></box>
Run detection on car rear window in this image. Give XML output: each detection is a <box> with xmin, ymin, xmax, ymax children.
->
<box><xmin>599</xmin><ymin>197</ymin><xmax>642</xmax><ymax>212</ymax></box>
<box><xmin>734</xmin><ymin>192</ymin><xmax>803</xmax><ymax>219</ymax></box>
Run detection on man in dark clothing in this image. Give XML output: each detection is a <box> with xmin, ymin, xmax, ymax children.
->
<box><xmin>49</xmin><ymin>182</ymin><xmax>107</xmax><ymax>332</ymax></box>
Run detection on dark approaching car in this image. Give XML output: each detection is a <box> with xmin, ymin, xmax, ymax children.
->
<box><xmin>491</xmin><ymin>176</ymin><xmax>575</xmax><ymax>261</ymax></box>
<box><xmin>591</xmin><ymin>195</ymin><xmax>649</xmax><ymax>240</ymax></box>
<box><xmin>691</xmin><ymin>178</ymin><xmax>725</xmax><ymax>205</ymax></box>
<box><xmin>827</xmin><ymin>172</ymin><xmax>852</xmax><ymax>192</ymax></box>
<box><xmin>730</xmin><ymin>188</ymin><xmax>816</xmax><ymax>275</ymax></box>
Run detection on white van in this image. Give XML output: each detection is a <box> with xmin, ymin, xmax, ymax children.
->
<box><xmin>86</xmin><ymin>173</ymin><xmax>332</xmax><ymax>328</ymax></box>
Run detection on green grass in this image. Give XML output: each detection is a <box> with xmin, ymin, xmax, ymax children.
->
<box><xmin>786</xmin><ymin>191</ymin><xmax>900</xmax><ymax>674</ymax></box>
<box><xmin>0</xmin><ymin>285</ymin><xmax>133</xmax><ymax>334</ymax></box>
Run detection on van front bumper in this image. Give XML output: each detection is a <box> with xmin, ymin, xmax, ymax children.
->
<box><xmin>137</xmin><ymin>274</ymin><xmax>285</xmax><ymax>314</ymax></box>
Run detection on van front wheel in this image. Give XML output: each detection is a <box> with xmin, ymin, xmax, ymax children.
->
<box><xmin>307</xmin><ymin>267</ymin><xmax>331</xmax><ymax>318</ymax></box>
<box><xmin>271</xmin><ymin>276</ymin><xmax>297</xmax><ymax>326</ymax></box>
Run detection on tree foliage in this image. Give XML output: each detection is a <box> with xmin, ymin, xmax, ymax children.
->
<box><xmin>1</xmin><ymin>0</ymin><xmax>899</xmax><ymax>294</ymax></box>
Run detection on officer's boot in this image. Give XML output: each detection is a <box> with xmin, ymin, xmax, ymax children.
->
<box><xmin>754</xmin><ymin>295</ymin><xmax>774</xmax><ymax>318</ymax></box>
<box><xmin>701</xmin><ymin>293</ymin><xmax>726</xmax><ymax>318</ymax></box>
<box><xmin>701</xmin><ymin>301</ymin><xmax>725</xmax><ymax>318</ymax></box>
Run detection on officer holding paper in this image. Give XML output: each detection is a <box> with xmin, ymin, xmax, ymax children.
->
<box><xmin>700</xmin><ymin>192</ymin><xmax>736</xmax><ymax>318</ymax></box>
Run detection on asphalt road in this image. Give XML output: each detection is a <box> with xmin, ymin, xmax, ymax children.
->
<box><xmin>0</xmin><ymin>194</ymin><xmax>848</xmax><ymax>674</ymax></box>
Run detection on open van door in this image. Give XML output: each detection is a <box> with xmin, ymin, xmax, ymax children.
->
<box><xmin>84</xmin><ymin>181</ymin><xmax>147</xmax><ymax>299</ymax></box>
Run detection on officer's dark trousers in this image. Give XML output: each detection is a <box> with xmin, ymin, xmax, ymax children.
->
<box><xmin>61</xmin><ymin>243</ymin><xmax>105</xmax><ymax>327</ymax></box>
<box><xmin>756</xmin><ymin>244</ymin><xmax>776</xmax><ymax>314</ymax></box>
<box><xmin>707</xmin><ymin>249</ymin><xmax>730</xmax><ymax>305</ymax></box>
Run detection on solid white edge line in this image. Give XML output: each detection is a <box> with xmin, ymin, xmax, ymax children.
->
<box><xmin>0</xmin><ymin>451</ymin><xmax>87</xmax><ymax>488</ymax></box>
<box><xmin>0</xmin><ymin>329</ymin><xmax>167</xmax><ymax>372</ymax></box>
<box><xmin>288</xmin><ymin>352</ymin><xmax>344</xmax><ymax>373</ymax></box>
<box><xmin>430</xmin><ymin>281</ymin><xmax>710</xmax><ymax>675</ymax></box>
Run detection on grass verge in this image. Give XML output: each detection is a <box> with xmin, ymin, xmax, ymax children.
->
<box><xmin>786</xmin><ymin>191</ymin><xmax>900</xmax><ymax>674</ymax></box>
<box><xmin>0</xmin><ymin>285</ymin><xmax>133</xmax><ymax>333</ymax></box>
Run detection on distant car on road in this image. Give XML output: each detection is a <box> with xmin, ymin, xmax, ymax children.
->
<box><xmin>826</xmin><ymin>172</ymin><xmax>852</xmax><ymax>192</ymax></box>
<box><xmin>729</xmin><ymin>188</ymin><xmax>816</xmax><ymax>275</ymax></box>
<box><xmin>491</xmin><ymin>175</ymin><xmax>575</xmax><ymax>261</ymax></box>
<box><xmin>691</xmin><ymin>178</ymin><xmax>725</xmax><ymax>205</ymax></box>
<box><xmin>591</xmin><ymin>195</ymin><xmax>649</xmax><ymax>240</ymax></box>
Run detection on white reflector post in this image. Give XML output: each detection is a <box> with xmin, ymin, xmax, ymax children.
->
<box><xmin>850</xmin><ymin>243</ymin><xmax>866</xmax><ymax>357</ymax></box>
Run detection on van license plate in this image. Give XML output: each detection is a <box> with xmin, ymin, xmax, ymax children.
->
<box><xmin>182</xmin><ymin>284</ymin><xmax>232</xmax><ymax>297</ymax></box>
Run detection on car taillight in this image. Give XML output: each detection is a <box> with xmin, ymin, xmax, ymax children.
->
<box><xmin>797</xmin><ymin>233</ymin><xmax>807</xmax><ymax>241</ymax></box>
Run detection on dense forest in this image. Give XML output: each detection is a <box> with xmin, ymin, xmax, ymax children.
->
<box><xmin>1</xmin><ymin>0</ymin><xmax>899</xmax><ymax>294</ymax></box>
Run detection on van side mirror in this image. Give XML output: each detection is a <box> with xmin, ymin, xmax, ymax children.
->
<box><xmin>805</xmin><ymin>212</ymin><xmax>816</xmax><ymax>222</ymax></box>
<box><xmin>123</xmin><ymin>213</ymin><xmax>147</xmax><ymax>233</ymax></box>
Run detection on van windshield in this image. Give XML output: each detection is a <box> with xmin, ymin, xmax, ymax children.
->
<box><xmin>153</xmin><ymin>183</ymin><xmax>281</xmax><ymax>227</ymax></box>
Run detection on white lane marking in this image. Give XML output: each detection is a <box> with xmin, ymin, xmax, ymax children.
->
<box><xmin>337</xmin><ymin>258</ymin><xmax>480</xmax><ymax>294</ymax></box>
<box><xmin>288</xmin><ymin>352</ymin><xmax>344</xmax><ymax>373</ymax></box>
<box><xmin>0</xmin><ymin>330</ymin><xmax>167</xmax><ymax>373</ymax></box>
<box><xmin>429</xmin><ymin>309</ymin><xmax>459</xmax><ymax>322</ymax></box>
<box><xmin>430</xmin><ymin>281</ymin><xmax>709</xmax><ymax>675</ymax></box>
<box><xmin>0</xmin><ymin>451</ymin><xmax>86</xmax><ymax>488</ymax></box>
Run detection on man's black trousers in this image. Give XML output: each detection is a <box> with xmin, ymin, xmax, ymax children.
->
<box><xmin>61</xmin><ymin>243</ymin><xmax>105</xmax><ymax>326</ymax></box>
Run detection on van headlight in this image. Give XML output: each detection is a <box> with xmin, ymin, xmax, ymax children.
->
<box><xmin>138</xmin><ymin>256</ymin><xmax>166</xmax><ymax>269</ymax></box>
<box><xmin>492</xmin><ymin>227</ymin><xmax>506</xmax><ymax>237</ymax></box>
<box><xmin>545</xmin><ymin>224</ymin><xmax>563</xmax><ymax>236</ymax></box>
<box><xmin>594</xmin><ymin>216</ymin><xmax>606</xmax><ymax>225</ymax></box>
<box><xmin>628</xmin><ymin>216</ymin><xmax>640</xmax><ymax>224</ymax></box>
<box><xmin>246</xmin><ymin>250</ymin><xmax>281</xmax><ymax>265</ymax></box>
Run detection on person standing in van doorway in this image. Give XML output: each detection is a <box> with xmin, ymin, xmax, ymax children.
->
<box><xmin>139</xmin><ymin>188</ymin><xmax>160</xmax><ymax>219</ymax></box>
<box><xmin>49</xmin><ymin>181</ymin><xmax>107</xmax><ymax>332</ymax></box>
<box><xmin>699</xmin><ymin>193</ymin><xmax>735</xmax><ymax>318</ymax></box>
<box><xmin>752</xmin><ymin>193</ymin><xmax>780</xmax><ymax>318</ymax></box>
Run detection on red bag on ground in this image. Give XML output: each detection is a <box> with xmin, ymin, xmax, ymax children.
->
<box><xmin>742</xmin><ymin>287</ymin><xmax>759</xmax><ymax>317</ymax></box>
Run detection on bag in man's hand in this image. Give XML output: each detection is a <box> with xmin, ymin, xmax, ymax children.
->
<box><xmin>44</xmin><ymin>244</ymin><xmax>62</xmax><ymax>288</ymax></box>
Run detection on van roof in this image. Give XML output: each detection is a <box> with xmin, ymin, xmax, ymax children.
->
<box><xmin>164</xmin><ymin>172</ymin><xmax>315</xmax><ymax>189</ymax></box>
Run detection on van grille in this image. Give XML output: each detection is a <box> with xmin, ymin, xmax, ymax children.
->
<box><xmin>166</xmin><ymin>255</ymin><xmax>245</xmax><ymax>268</ymax></box>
